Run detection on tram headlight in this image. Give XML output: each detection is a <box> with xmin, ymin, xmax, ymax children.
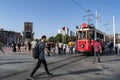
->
<box><xmin>81</xmin><ymin>44</ymin><xmax>84</xmax><ymax>48</ymax></box>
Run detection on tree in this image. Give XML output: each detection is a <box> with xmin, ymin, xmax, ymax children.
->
<box><xmin>48</xmin><ymin>34</ymin><xmax>76</xmax><ymax>44</ymax></box>
<box><xmin>63</xmin><ymin>35</ymin><xmax>69</xmax><ymax>44</ymax></box>
<box><xmin>69</xmin><ymin>36</ymin><xmax>76</xmax><ymax>42</ymax></box>
<box><xmin>55</xmin><ymin>34</ymin><xmax>63</xmax><ymax>42</ymax></box>
<box><xmin>48</xmin><ymin>36</ymin><xmax>55</xmax><ymax>42</ymax></box>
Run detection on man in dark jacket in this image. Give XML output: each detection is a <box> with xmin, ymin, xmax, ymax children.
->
<box><xmin>28</xmin><ymin>35</ymin><xmax>53</xmax><ymax>80</ymax></box>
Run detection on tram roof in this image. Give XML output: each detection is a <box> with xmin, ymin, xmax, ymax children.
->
<box><xmin>76</xmin><ymin>27</ymin><xmax>106</xmax><ymax>35</ymax></box>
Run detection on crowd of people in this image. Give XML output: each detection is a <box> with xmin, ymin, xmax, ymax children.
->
<box><xmin>31</xmin><ymin>39</ymin><xmax>75</xmax><ymax>56</ymax></box>
<box><xmin>92</xmin><ymin>38</ymin><xmax>120</xmax><ymax>63</ymax></box>
<box><xmin>0</xmin><ymin>37</ymin><xmax>118</xmax><ymax>55</ymax></box>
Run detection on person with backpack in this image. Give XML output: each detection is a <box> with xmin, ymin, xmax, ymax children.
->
<box><xmin>28</xmin><ymin>35</ymin><xmax>53</xmax><ymax>80</ymax></box>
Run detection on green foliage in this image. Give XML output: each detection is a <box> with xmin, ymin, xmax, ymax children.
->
<box><xmin>48</xmin><ymin>34</ymin><xmax>76</xmax><ymax>44</ymax></box>
<box><xmin>55</xmin><ymin>34</ymin><xmax>63</xmax><ymax>42</ymax></box>
<box><xmin>69</xmin><ymin>36</ymin><xmax>76</xmax><ymax>42</ymax></box>
<box><xmin>48</xmin><ymin>36</ymin><xmax>55</xmax><ymax>42</ymax></box>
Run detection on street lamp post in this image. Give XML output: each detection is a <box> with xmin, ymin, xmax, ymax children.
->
<box><xmin>113</xmin><ymin>16</ymin><xmax>116</xmax><ymax>52</ymax></box>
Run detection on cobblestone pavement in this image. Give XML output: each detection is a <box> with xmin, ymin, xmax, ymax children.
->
<box><xmin>0</xmin><ymin>52</ymin><xmax>120</xmax><ymax>80</ymax></box>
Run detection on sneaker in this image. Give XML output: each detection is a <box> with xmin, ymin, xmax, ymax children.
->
<box><xmin>98</xmin><ymin>61</ymin><xmax>101</xmax><ymax>63</ymax></box>
<box><xmin>47</xmin><ymin>73</ymin><xmax>53</xmax><ymax>76</ymax></box>
<box><xmin>27</xmin><ymin>76</ymin><xmax>35</xmax><ymax>80</ymax></box>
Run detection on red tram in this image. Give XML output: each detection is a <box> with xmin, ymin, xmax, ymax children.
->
<box><xmin>75</xmin><ymin>23</ymin><xmax>105</xmax><ymax>55</ymax></box>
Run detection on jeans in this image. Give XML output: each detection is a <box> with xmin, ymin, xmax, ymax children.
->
<box><xmin>69</xmin><ymin>47</ymin><xmax>73</xmax><ymax>54</ymax></box>
<box><xmin>30</xmin><ymin>59</ymin><xmax>50</xmax><ymax>77</ymax></box>
<box><xmin>93</xmin><ymin>51</ymin><xmax>101</xmax><ymax>63</ymax></box>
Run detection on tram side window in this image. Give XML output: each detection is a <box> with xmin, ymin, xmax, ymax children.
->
<box><xmin>89</xmin><ymin>31</ymin><xmax>95</xmax><ymax>40</ymax></box>
<box><xmin>102</xmin><ymin>35</ymin><xmax>104</xmax><ymax>39</ymax></box>
<box><xmin>97</xmin><ymin>32</ymin><xmax>99</xmax><ymax>38</ymax></box>
<box><xmin>96</xmin><ymin>32</ymin><xmax>104</xmax><ymax>39</ymax></box>
<box><xmin>100</xmin><ymin>34</ymin><xmax>104</xmax><ymax>39</ymax></box>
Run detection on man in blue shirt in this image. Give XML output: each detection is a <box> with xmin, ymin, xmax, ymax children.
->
<box><xmin>28</xmin><ymin>35</ymin><xmax>53</xmax><ymax>80</ymax></box>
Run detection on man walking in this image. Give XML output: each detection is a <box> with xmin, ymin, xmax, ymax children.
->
<box><xmin>0</xmin><ymin>42</ymin><xmax>5</xmax><ymax>53</ymax></box>
<box><xmin>28</xmin><ymin>35</ymin><xmax>53</xmax><ymax>80</ymax></box>
<box><xmin>31</xmin><ymin>39</ymin><xmax>37</xmax><ymax>51</ymax></box>
<box><xmin>93</xmin><ymin>39</ymin><xmax>102</xmax><ymax>63</ymax></box>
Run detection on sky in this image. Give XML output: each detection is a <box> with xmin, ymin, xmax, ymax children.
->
<box><xmin>0</xmin><ymin>0</ymin><xmax>120</xmax><ymax>38</ymax></box>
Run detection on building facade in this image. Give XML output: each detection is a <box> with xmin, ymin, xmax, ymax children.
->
<box><xmin>58</xmin><ymin>27</ymin><xmax>74</xmax><ymax>36</ymax></box>
<box><xmin>0</xmin><ymin>28</ymin><xmax>22</xmax><ymax>46</ymax></box>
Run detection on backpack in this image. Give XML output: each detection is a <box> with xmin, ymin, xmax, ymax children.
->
<box><xmin>32</xmin><ymin>43</ymin><xmax>40</xmax><ymax>59</ymax></box>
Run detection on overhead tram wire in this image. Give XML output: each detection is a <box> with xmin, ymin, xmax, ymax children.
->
<box><xmin>72</xmin><ymin>0</ymin><xmax>87</xmax><ymax>12</ymax></box>
<box><xmin>72</xmin><ymin>0</ymin><xmax>95</xmax><ymax>24</ymax></box>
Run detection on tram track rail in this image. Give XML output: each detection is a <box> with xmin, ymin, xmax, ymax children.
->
<box><xmin>0</xmin><ymin>54</ymin><xmax>88</xmax><ymax>80</ymax></box>
<box><xmin>34</xmin><ymin>54</ymin><xmax>88</xmax><ymax>79</ymax></box>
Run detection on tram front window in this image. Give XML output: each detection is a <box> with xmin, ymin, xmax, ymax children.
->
<box><xmin>77</xmin><ymin>31</ymin><xmax>86</xmax><ymax>39</ymax></box>
<box><xmin>82</xmin><ymin>31</ymin><xmax>86</xmax><ymax>39</ymax></box>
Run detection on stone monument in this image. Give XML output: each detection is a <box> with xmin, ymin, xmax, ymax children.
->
<box><xmin>23</xmin><ymin>22</ymin><xmax>34</xmax><ymax>44</ymax></box>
